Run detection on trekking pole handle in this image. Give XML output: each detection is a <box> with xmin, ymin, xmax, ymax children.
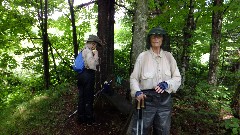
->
<box><xmin>141</xmin><ymin>98</ymin><xmax>145</xmax><ymax>108</ymax></box>
<box><xmin>137</xmin><ymin>100</ymin><xmax>141</xmax><ymax>110</ymax></box>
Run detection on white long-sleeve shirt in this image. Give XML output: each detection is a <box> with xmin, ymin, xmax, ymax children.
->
<box><xmin>82</xmin><ymin>46</ymin><xmax>99</xmax><ymax>71</ymax></box>
<box><xmin>130</xmin><ymin>48</ymin><xmax>181</xmax><ymax>97</ymax></box>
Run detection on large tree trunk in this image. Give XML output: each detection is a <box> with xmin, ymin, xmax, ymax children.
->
<box><xmin>208</xmin><ymin>0</ymin><xmax>223</xmax><ymax>85</ymax></box>
<box><xmin>181</xmin><ymin>0</ymin><xmax>195</xmax><ymax>88</ymax></box>
<box><xmin>130</xmin><ymin>0</ymin><xmax>148</xmax><ymax>69</ymax></box>
<box><xmin>42</xmin><ymin>0</ymin><xmax>50</xmax><ymax>89</ymax></box>
<box><xmin>68</xmin><ymin>0</ymin><xmax>78</xmax><ymax>58</ymax></box>
<box><xmin>97</xmin><ymin>0</ymin><xmax>115</xmax><ymax>89</ymax></box>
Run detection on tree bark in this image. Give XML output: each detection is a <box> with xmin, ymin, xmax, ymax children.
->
<box><xmin>131</xmin><ymin>0</ymin><xmax>148</xmax><ymax>67</ymax></box>
<box><xmin>181</xmin><ymin>0</ymin><xmax>195</xmax><ymax>88</ymax></box>
<box><xmin>231</xmin><ymin>84</ymin><xmax>240</xmax><ymax>118</ymax></box>
<box><xmin>49</xmin><ymin>42</ymin><xmax>60</xmax><ymax>83</ymax></box>
<box><xmin>208</xmin><ymin>0</ymin><xmax>223</xmax><ymax>85</ymax></box>
<box><xmin>68</xmin><ymin>0</ymin><xmax>78</xmax><ymax>58</ymax></box>
<box><xmin>42</xmin><ymin>0</ymin><xmax>50</xmax><ymax>89</ymax></box>
<box><xmin>97</xmin><ymin>0</ymin><xmax>115</xmax><ymax>88</ymax></box>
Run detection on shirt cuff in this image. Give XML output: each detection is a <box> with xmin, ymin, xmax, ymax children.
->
<box><xmin>135</xmin><ymin>91</ymin><xmax>142</xmax><ymax>97</ymax></box>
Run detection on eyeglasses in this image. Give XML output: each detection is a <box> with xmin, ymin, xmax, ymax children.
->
<box><xmin>150</xmin><ymin>34</ymin><xmax>163</xmax><ymax>38</ymax></box>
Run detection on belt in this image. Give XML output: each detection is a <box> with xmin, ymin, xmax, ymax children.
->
<box><xmin>141</xmin><ymin>89</ymin><xmax>168</xmax><ymax>94</ymax></box>
<box><xmin>141</xmin><ymin>89</ymin><xmax>155</xmax><ymax>92</ymax></box>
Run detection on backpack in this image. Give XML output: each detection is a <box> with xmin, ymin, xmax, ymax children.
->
<box><xmin>72</xmin><ymin>51</ymin><xmax>85</xmax><ymax>73</ymax></box>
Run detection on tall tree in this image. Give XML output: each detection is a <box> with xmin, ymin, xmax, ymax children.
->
<box><xmin>68</xmin><ymin>0</ymin><xmax>78</xmax><ymax>58</ymax></box>
<box><xmin>97</xmin><ymin>0</ymin><xmax>115</xmax><ymax>86</ymax></box>
<box><xmin>41</xmin><ymin>0</ymin><xmax>50</xmax><ymax>89</ymax></box>
<box><xmin>208</xmin><ymin>0</ymin><xmax>223</xmax><ymax>85</ymax></box>
<box><xmin>181</xmin><ymin>0</ymin><xmax>195</xmax><ymax>88</ymax></box>
<box><xmin>131</xmin><ymin>0</ymin><xmax>148</xmax><ymax>69</ymax></box>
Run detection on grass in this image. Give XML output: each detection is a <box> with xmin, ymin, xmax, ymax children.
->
<box><xmin>0</xmin><ymin>81</ymin><xmax>238</xmax><ymax>135</ymax></box>
<box><xmin>0</xmin><ymin>83</ymin><xmax>77</xmax><ymax>135</ymax></box>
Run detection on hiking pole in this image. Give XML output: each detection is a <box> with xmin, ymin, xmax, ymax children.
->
<box><xmin>140</xmin><ymin>98</ymin><xmax>145</xmax><ymax>135</ymax></box>
<box><xmin>136</xmin><ymin>98</ymin><xmax>145</xmax><ymax>135</ymax></box>
<box><xmin>136</xmin><ymin>99</ymin><xmax>141</xmax><ymax>135</ymax></box>
<box><xmin>94</xmin><ymin>87</ymin><xmax>105</xmax><ymax>97</ymax></box>
<box><xmin>94</xmin><ymin>80</ymin><xmax>112</xmax><ymax>97</ymax></box>
<box><xmin>68</xmin><ymin>109</ymin><xmax>78</xmax><ymax>118</ymax></box>
<box><xmin>64</xmin><ymin>108</ymin><xmax>78</xmax><ymax>123</ymax></box>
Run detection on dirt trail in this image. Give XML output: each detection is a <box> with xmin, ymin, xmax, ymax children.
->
<box><xmin>55</xmin><ymin>87</ymin><xmax>129</xmax><ymax>135</ymax></box>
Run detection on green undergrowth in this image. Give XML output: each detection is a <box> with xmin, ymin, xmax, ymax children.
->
<box><xmin>0</xmin><ymin>83</ymin><xmax>77</xmax><ymax>135</ymax></box>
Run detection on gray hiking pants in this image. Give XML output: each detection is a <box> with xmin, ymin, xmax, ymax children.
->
<box><xmin>131</xmin><ymin>89</ymin><xmax>172</xmax><ymax>135</ymax></box>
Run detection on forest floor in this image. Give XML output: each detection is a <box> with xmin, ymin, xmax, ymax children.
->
<box><xmin>46</xmin><ymin>86</ymin><xmax>228</xmax><ymax>135</ymax></box>
<box><xmin>0</xmin><ymin>83</ymin><xmax>235</xmax><ymax>135</ymax></box>
<box><xmin>53</xmin><ymin>86</ymin><xmax>130</xmax><ymax>135</ymax></box>
<box><xmin>59</xmin><ymin>102</ymin><xmax>129</xmax><ymax>135</ymax></box>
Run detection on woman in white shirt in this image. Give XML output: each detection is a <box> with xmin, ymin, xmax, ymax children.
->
<box><xmin>130</xmin><ymin>26</ymin><xmax>181</xmax><ymax>135</ymax></box>
<box><xmin>77</xmin><ymin>35</ymin><xmax>102</xmax><ymax>125</ymax></box>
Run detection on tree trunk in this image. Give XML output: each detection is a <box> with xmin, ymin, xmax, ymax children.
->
<box><xmin>208</xmin><ymin>0</ymin><xmax>223</xmax><ymax>85</ymax></box>
<box><xmin>42</xmin><ymin>0</ymin><xmax>50</xmax><ymax>89</ymax></box>
<box><xmin>181</xmin><ymin>0</ymin><xmax>195</xmax><ymax>88</ymax></box>
<box><xmin>68</xmin><ymin>0</ymin><xmax>78</xmax><ymax>58</ymax></box>
<box><xmin>49</xmin><ymin>42</ymin><xmax>60</xmax><ymax>83</ymax></box>
<box><xmin>231</xmin><ymin>84</ymin><xmax>240</xmax><ymax>118</ymax></box>
<box><xmin>97</xmin><ymin>0</ymin><xmax>115</xmax><ymax>89</ymax></box>
<box><xmin>131</xmin><ymin>0</ymin><xmax>148</xmax><ymax>67</ymax></box>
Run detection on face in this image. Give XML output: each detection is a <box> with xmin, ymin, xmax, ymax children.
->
<box><xmin>90</xmin><ymin>42</ymin><xmax>97</xmax><ymax>50</ymax></box>
<box><xmin>150</xmin><ymin>34</ymin><xmax>163</xmax><ymax>48</ymax></box>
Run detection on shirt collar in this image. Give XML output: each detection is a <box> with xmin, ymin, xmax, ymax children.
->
<box><xmin>149</xmin><ymin>48</ymin><xmax>164</xmax><ymax>58</ymax></box>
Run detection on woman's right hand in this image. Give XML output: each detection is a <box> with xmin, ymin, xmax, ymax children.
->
<box><xmin>136</xmin><ymin>93</ymin><xmax>146</xmax><ymax>101</ymax></box>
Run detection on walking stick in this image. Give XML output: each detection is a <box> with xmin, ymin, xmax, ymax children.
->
<box><xmin>136</xmin><ymin>100</ymin><xmax>140</xmax><ymax>135</ymax></box>
<box><xmin>68</xmin><ymin>109</ymin><xmax>78</xmax><ymax>119</ymax></box>
<box><xmin>140</xmin><ymin>98</ymin><xmax>144</xmax><ymax>135</ymax></box>
<box><xmin>136</xmin><ymin>98</ymin><xmax>145</xmax><ymax>135</ymax></box>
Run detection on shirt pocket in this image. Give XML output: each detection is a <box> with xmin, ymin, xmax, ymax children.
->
<box><xmin>163</xmin><ymin>70</ymin><xmax>172</xmax><ymax>80</ymax></box>
<box><xmin>140</xmin><ymin>71</ymin><xmax>154</xmax><ymax>89</ymax></box>
<box><xmin>141</xmin><ymin>72</ymin><xmax>154</xmax><ymax>79</ymax></box>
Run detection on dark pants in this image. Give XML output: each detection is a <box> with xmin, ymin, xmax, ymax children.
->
<box><xmin>131</xmin><ymin>90</ymin><xmax>172</xmax><ymax>135</ymax></box>
<box><xmin>77</xmin><ymin>69</ymin><xmax>95</xmax><ymax>123</ymax></box>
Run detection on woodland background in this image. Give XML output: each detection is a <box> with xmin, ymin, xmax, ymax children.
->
<box><xmin>0</xmin><ymin>0</ymin><xmax>239</xmax><ymax>135</ymax></box>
